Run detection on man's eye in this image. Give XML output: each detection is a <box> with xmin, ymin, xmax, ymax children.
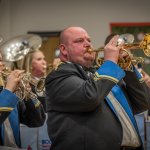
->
<box><xmin>76</xmin><ymin>39</ymin><xmax>83</xmax><ymax>43</ymax></box>
<box><xmin>87</xmin><ymin>39</ymin><xmax>91</xmax><ymax>43</ymax></box>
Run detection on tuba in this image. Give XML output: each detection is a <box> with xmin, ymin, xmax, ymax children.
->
<box><xmin>0</xmin><ymin>34</ymin><xmax>44</xmax><ymax>100</ymax></box>
<box><xmin>88</xmin><ymin>33</ymin><xmax>150</xmax><ymax>70</ymax></box>
<box><xmin>0</xmin><ymin>34</ymin><xmax>42</xmax><ymax>62</ymax></box>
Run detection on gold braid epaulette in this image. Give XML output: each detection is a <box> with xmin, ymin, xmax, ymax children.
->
<box><xmin>54</xmin><ymin>61</ymin><xmax>65</xmax><ymax>71</ymax></box>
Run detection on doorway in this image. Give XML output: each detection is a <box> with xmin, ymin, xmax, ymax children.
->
<box><xmin>28</xmin><ymin>31</ymin><xmax>61</xmax><ymax>65</ymax></box>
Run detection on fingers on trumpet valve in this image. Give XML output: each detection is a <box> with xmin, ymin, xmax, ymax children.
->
<box><xmin>13</xmin><ymin>70</ymin><xmax>25</xmax><ymax>78</ymax></box>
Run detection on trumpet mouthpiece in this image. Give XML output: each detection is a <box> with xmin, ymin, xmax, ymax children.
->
<box><xmin>87</xmin><ymin>48</ymin><xmax>94</xmax><ymax>52</ymax></box>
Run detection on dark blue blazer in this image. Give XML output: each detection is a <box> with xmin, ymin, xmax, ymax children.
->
<box><xmin>45</xmin><ymin>61</ymin><xmax>150</xmax><ymax>150</ymax></box>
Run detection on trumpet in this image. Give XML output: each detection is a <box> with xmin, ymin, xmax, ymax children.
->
<box><xmin>88</xmin><ymin>33</ymin><xmax>150</xmax><ymax>70</ymax></box>
<box><xmin>20</xmin><ymin>73</ymin><xmax>45</xmax><ymax>100</ymax></box>
<box><xmin>1</xmin><ymin>68</ymin><xmax>45</xmax><ymax>100</ymax></box>
<box><xmin>22</xmin><ymin>73</ymin><xmax>45</xmax><ymax>93</ymax></box>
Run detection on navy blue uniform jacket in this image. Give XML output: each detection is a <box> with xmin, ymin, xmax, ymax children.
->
<box><xmin>45</xmin><ymin>61</ymin><xmax>150</xmax><ymax>150</ymax></box>
<box><xmin>0</xmin><ymin>88</ymin><xmax>46</xmax><ymax>147</ymax></box>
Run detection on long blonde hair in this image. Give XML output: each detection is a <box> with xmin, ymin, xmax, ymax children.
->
<box><xmin>21</xmin><ymin>51</ymin><xmax>36</xmax><ymax>73</ymax></box>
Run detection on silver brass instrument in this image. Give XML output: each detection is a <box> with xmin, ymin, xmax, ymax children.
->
<box><xmin>0</xmin><ymin>34</ymin><xmax>42</xmax><ymax>62</ymax></box>
<box><xmin>88</xmin><ymin>33</ymin><xmax>150</xmax><ymax>70</ymax></box>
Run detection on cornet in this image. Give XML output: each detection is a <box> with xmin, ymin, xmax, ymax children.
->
<box><xmin>1</xmin><ymin>69</ymin><xmax>45</xmax><ymax>100</ymax></box>
<box><xmin>88</xmin><ymin>33</ymin><xmax>150</xmax><ymax>70</ymax></box>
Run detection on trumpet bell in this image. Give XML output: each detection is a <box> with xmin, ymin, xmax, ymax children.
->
<box><xmin>91</xmin><ymin>33</ymin><xmax>150</xmax><ymax>71</ymax></box>
<box><xmin>0</xmin><ymin>34</ymin><xmax>42</xmax><ymax>62</ymax></box>
<box><xmin>140</xmin><ymin>33</ymin><xmax>150</xmax><ymax>57</ymax></box>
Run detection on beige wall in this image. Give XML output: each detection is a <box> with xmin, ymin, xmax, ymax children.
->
<box><xmin>0</xmin><ymin>0</ymin><xmax>150</xmax><ymax>47</ymax></box>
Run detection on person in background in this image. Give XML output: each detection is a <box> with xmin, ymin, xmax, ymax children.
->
<box><xmin>45</xmin><ymin>26</ymin><xmax>150</xmax><ymax>150</ymax></box>
<box><xmin>141</xmin><ymin>72</ymin><xmax>150</xmax><ymax>96</ymax></box>
<box><xmin>134</xmin><ymin>62</ymin><xmax>150</xmax><ymax>150</ymax></box>
<box><xmin>136</xmin><ymin>63</ymin><xmax>150</xmax><ymax>109</ymax></box>
<box><xmin>140</xmin><ymin>71</ymin><xmax>150</xmax><ymax>88</ymax></box>
<box><xmin>0</xmin><ymin>52</ymin><xmax>46</xmax><ymax>149</ymax></box>
<box><xmin>22</xmin><ymin>50</ymin><xmax>47</xmax><ymax>111</ymax></box>
<box><xmin>21</xmin><ymin>50</ymin><xmax>51</xmax><ymax>150</ymax></box>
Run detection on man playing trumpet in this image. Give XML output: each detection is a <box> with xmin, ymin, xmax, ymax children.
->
<box><xmin>45</xmin><ymin>26</ymin><xmax>150</xmax><ymax>150</ymax></box>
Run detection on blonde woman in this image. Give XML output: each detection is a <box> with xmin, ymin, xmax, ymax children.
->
<box><xmin>21</xmin><ymin>50</ymin><xmax>51</xmax><ymax>150</ymax></box>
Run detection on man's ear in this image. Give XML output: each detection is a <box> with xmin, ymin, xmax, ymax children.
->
<box><xmin>60</xmin><ymin>44</ymin><xmax>67</xmax><ymax>56</ymax></box>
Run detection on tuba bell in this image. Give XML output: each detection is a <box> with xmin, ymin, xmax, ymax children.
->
<box><xmin>0</xmin><ymin>34</ymin><xmax>44</xmax><ymax>100</ymax></box>
<box><xmin>0</xmin><ymin>34</ymin><xmax>42</xmax><ymax>62</ymax></box>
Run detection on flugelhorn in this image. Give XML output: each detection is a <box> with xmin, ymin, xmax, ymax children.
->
<box><xmin>88</xmin><ymin>33</ymin><xmax>150</xmax><ymax>70</ymax></box>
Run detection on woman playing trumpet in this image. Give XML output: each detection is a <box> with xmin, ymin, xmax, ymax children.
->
<box><xmin>22</xmin><ymin>50</ymin><xmax>47</xmax><ymax>110</ymax></box>
<box><xmin>20</xmin><ymin>50</ymin><xmax>51</xmax><ymax>150</ymax></box>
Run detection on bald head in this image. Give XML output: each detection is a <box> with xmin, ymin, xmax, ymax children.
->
<box><xmin>58</xmin><ymin>26</ymin><xmax>94</xmax><ymax>68</ymax></box>
<box><xmin>59</xmin><ymin>27</ymin><xmax>88</xmax><ymax>45</ymax></box>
